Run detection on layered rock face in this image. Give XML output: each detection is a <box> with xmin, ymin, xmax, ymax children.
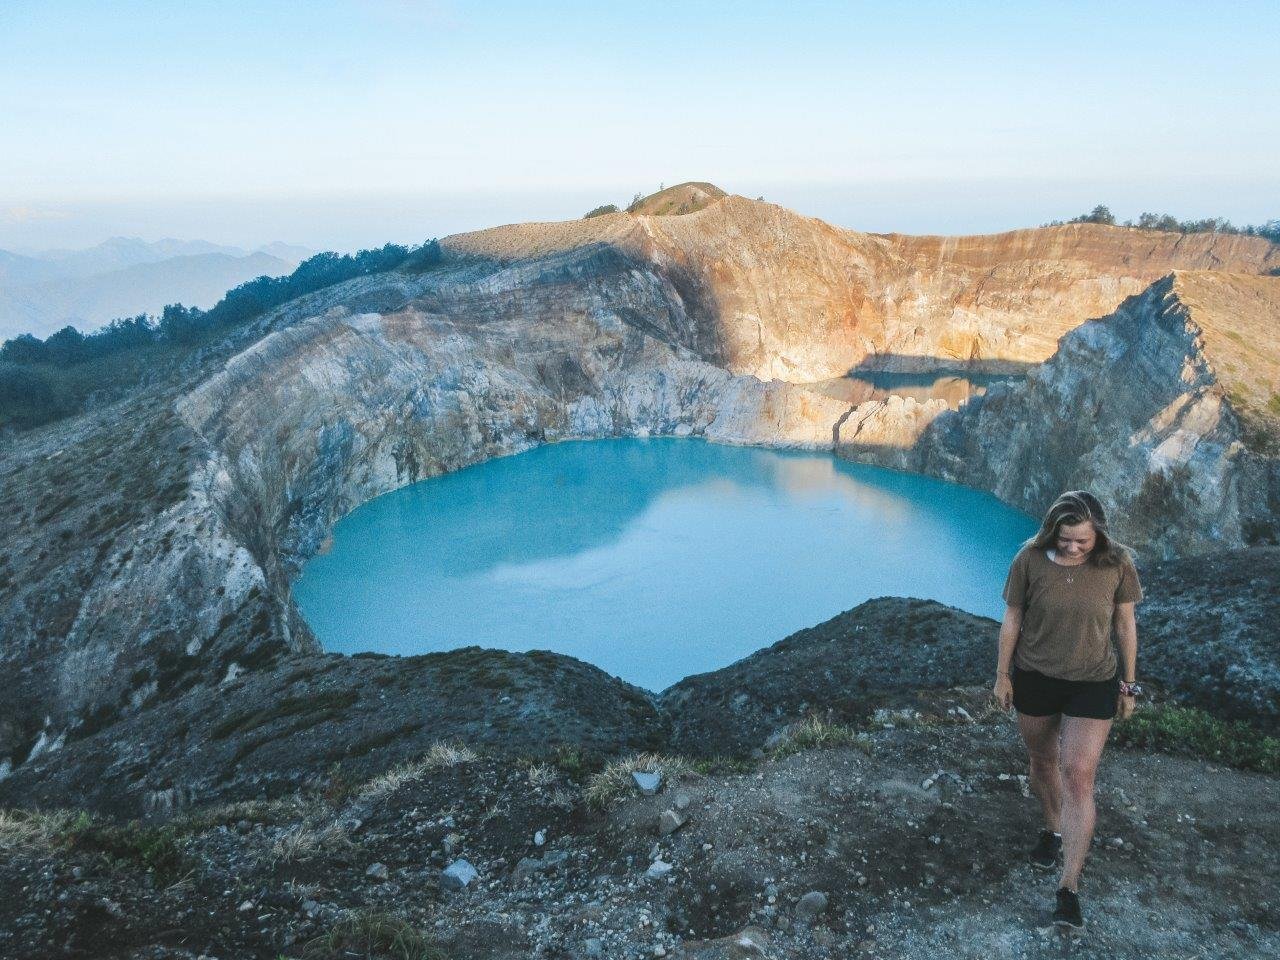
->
<box><xmin>840</xmin><ymin>271</ymin><xmax>1280</xmax><ymax>555</ymax></box>
<box><xmin>1</xmin><ymin>191</ymin><xmax>1277</xmax><ymax>784</ymax></box>
<box><xmin>443</xmin><ymin>195</ymin><xmax>1278</xmax><ymax>381</ymax></box>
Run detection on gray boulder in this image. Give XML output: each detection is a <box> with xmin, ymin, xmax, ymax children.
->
<box><xmin>441</xmin><ymin>858</ymin><xmax>479</xmax><ymax>891</ymax></box>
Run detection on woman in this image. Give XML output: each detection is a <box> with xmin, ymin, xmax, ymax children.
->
<box><xmin>993</xmin><ymin>490</ymin><xmax>1143</xmax><ymax>932</ymax></box>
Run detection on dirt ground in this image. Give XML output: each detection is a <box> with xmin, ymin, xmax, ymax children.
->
<box><xmin>1</xmin><ymin>691</ymin><xmax>1274</xmax><ymax>960</ymax></box>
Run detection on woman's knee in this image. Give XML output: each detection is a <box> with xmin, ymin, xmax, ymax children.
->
<box><xmin>1061</xmin><ymin>759</ymin><xmax>1096</xmax><ymax>796</ymax></box>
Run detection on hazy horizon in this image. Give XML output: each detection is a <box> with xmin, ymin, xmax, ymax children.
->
<box><xmin>3</xmin><ymin>2</ymin><xmax>1277</xmax><ymax>253</ymax></box>
<box><xmin>4</xmin><ymin>175</ymin><xmax>1278</xmax><ymax>255</ymax></box>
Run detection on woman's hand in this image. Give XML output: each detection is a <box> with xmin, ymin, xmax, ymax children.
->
<box><xmin>994</xmin><ymin>674</ymin><xmax>1013</xmax><ymax>711</ymax></box>
<box><xmin>1117</xmin><ymin>693</ymin><xmax>1136</xmax><ymax>720</ymax></box>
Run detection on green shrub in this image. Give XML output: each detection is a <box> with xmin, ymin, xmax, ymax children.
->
<box><xmin>546</xmin><ymin>744</ymin><xmax>605</xmax><ymax>781</ymax></box>
<box><xmin>66</xmin><ymin>822</ymin><xmax>189</xmax><ymax>884</ymax></box>
<box><xmin>1114</xmin><ymin>704</ymin><xmax>1280</xmax><ymax>774</ymax></box>
<box><xmin>302</xmin><ymin>911</ymin><xmax>444</xmax><ymax>960</ymax></box>
<box><xmin>768</xmin><ymin>716</ymin><xmax>874</xmax><ymax>759</ymax></box>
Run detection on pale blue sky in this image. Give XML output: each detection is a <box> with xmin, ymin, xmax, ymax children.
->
<box><xmin>1</xmin><ymin>0</ymin><xmax>1277</xmax><ymax>248</ymax></box>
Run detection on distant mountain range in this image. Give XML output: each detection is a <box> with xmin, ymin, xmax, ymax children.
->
<box><xmin>0</xmin><ymin>237</ymin><xmax>314</xmax><ymax>339</ymax></box>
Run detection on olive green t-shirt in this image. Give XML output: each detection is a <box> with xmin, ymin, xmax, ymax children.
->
<box><xmin>1002</xmin><ymin>545</ymin><xmax>1143</xmax><ymax>681</ymax></box>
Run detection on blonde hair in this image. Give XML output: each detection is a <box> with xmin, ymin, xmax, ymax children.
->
<box><xmin>1024</xmin><ymin>490</ymin><xmax>1134</xmax><ymax>568</ymax></box>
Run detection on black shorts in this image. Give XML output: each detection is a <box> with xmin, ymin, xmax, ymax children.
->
<box><xmin>1012</xmin><ymin>665</ymin><xmax>1119</xmax><ymax>720</ymax></box>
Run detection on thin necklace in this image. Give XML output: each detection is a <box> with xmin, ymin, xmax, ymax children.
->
<box><xmin>1049</xmin><ymin>548</ymin><xmax>1084</xmax><ymax>583</ymax></box>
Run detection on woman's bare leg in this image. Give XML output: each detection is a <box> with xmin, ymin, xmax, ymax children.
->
<box><xmin>1057</xmin><ymin>716</ymin><xmax>1112</xmax><ymax>890</ymax></box>
<box><xmin>1017</xmin><ymin>712</ymin><xmax>1063</xmax><ymax>831</ymax></box>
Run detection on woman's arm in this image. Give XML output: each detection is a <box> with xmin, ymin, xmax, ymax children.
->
<box><xmin>1114</xmin><ymin>601</ymin><xmax>1138</xmax><ymax>681</ymax></box>
<box><xmin>993</xmin><ymin>603</ymin><xmax>1023</xmax><ymax>710</ymax></box>
<box><xmin>1115</xmin><ymin>600</ymin><xmax>1138</xmax><ymax>719</ymax></box>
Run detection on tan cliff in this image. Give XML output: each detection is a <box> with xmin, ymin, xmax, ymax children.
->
<box><xmin>441</xmin><ymin>191</ymin><xmax>1278</xmax><ymax>381</ymax></box>
<box><xmin>838</xmin><ymin>270</ymin><xmax>1280</xmax><ymax>554</ymax></box>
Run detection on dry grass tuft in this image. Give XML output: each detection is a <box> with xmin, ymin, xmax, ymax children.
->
<box><xmin>768</xmin><ymin>716</ymin><xmax>874</xmax><ymax>758</ymax></box>
<box><xmin>358</xmin><ymin>741</ymin><xmax>479</xmax><ymax>803</ymax></box>
<box><xmin>525</xmin><ymin>762</ymin><xmax>558</xmax><ymax>788</ymax></box>
<box><xmin>0</xmin><ymin>808</ymin><xmax>92</xmax><ymax>852</ymax></box>
<box><xmin>302</xmin><ymin>910</ymin><xmax>444</xmax><ymax>960</ymax></box>
<box><xmin>546</xmin><ymin>787</ymin><xmax>578</xmax><ymax>811</ymax></box>
<box><xmin>583</xmin><ymin>752</ymin><xmax>697</xmax><ymax>809</ymax></box>
<box><xmin>271</xmin><ymin>820</ymin><xmax>354</xmax><ymax>864</ymax></box>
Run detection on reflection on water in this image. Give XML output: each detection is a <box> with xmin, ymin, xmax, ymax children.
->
<box><xmin>807</xmin><ymin>368</ymin><xmax>1021</xmax><ymax>409</ymax></box>
<box><xmin>294</xmin><ymin>438</ymin><xmax>1037</xmax><ymax>691</ymax></box>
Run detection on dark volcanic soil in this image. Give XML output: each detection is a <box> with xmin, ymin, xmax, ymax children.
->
<box><xmin>1</xmin><ymin>693</ymin><xmax>1274</xmax><ymax>960</ymax></box>
<box><xmin>0</xmin><ymin>647</ymin><xmax>668</xmax><ymax>817</ymax></box>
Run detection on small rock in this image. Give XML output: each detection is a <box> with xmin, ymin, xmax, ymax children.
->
<box><xmin>633</xmin><ymin>771</ymin><xmax>662</xmax><ymax>796</ymax></box>
<box><xmin>442</xmin><ymin>832</ymin><xmax>463</xmax><ymax>856</ymax></box>
<box><xmin>534</xmin><ymin>829</ymin><xmax>546</xmax><ymax>846</ymax></box>
<box><xmin>794</xmin><ymin>890</ymin><xmax>828</xmax><ymax>924</ymax></box>
<box><xmin>365</xmin><ymin>862</ymin><xmax>388</xmax><ymax>880</ymax></box>
<box><xmin>674</xmin><ymin>792</ymin><xmax>692</xmax><ymax>811</ymax></box>
<box><xmin>658</xmin><ymin>809</ymin><xmax>686</xmax><ymax>836</ymax></box>
<box><xmin>583</xmin><ymin>938</ymin><xmax>604</xmax><ymax>957</ymax></box>
<box><xmin>237</xmin><ymin>900</ymin><xmax>254</xmax><ymax>913</ymax></box>
<box><xmin>646</xmin><ymin>859</ymin><xmax>673</xmax><ymax>880</ymax></box>
<box><xmin>441</xmin><ymin>859</ymin><xmax>479</xmax><ymax>891</ymax></box>
<box><xmin>730</xmin><ymin>926</ymin><xmax>771</xmax><ymax>957</ymax></box>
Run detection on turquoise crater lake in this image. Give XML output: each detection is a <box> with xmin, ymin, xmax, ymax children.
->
<box><xmin>294</xmin><ymin>439</ymin><xmax>1038</xmax><ymax>691</ymax></box>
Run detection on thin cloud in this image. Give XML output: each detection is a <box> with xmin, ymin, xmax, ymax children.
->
<box><xmin>2</xmin><ymin>205</ymin><xmax>70</xmax><ymax>224</ymax></box>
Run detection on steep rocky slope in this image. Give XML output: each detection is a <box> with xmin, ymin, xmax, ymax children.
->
<box><xmin>838</xmin><ymin>271</ymin><xmax>1280</xmax><ymax>554</ymax></box>
<box><xmin>1</xmin><ymin>189</ymin><xmax>1277</xmax><ymax>803</ymax></box>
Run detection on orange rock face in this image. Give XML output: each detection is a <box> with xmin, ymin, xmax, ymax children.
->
<box><xmin>442</xmin><ymin>195</ymin><xmax>1279</xmax><ymax>383</ymax></box>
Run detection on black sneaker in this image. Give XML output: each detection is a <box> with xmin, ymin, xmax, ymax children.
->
<box><xmin>1053</xmin><ymin>887</ymin><xmax>1085</xmax><ymax>931</ymax></box>
<box><xmin>1030</xmin><ymin>829</ymin><xmax>1062</xmax><ymax>870</ymax></box>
